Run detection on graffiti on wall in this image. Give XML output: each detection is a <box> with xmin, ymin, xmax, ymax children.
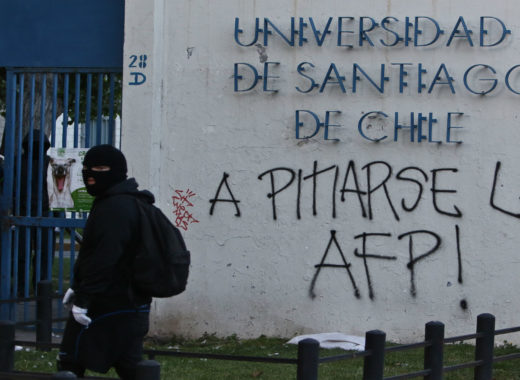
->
<box><xmin>210</xmin><ymin>160</ymin><xmax>467</xmax><ymax>220</ymax></box>
<box><xmin>308</xmin><ymin>228</ymin><xmax>461</xmax><ymax>300</ymax></box>
<box><xmin>208</xmin><ymin>160</ymin><xmax>519</xmax><ymax>307</ymax></box>
<box><xmin>172</xmin><ymin>189</ymin><xmax>199</xmax><ymax>231</ymax></box>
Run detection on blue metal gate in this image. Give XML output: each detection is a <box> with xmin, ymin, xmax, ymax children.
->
<box><xmin>0</xmin><ymin>0</ymin><xmax>125</xmax><ymax>323</ymax></box>
<box><xmin>0</xmin><ymin>69</ymin><xmax>122</xmax><ymax>321</ymax></box>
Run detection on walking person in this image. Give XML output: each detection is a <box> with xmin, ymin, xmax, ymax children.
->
<box><xmin>57</xmin><ymin>145</ymin><xmax>154</xmax><ymax>379</ymax></box>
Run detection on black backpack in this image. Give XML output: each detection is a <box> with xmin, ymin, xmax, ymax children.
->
<box><xmin>132</xmin><ymin>198</ymin><xmax>190</xmax><ymax>297</ymax></box>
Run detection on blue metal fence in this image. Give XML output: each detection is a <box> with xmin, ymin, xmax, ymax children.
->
<box><xmin>0</xmin><ymin>68</ymin><xmax>121</xmax><ymax>322</ymax></box>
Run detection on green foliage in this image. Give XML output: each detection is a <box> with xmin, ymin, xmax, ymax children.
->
<box><xmin>0</xmin><ymin>70</ymin><xmax>122</xmax><ymax>122</ymax></box>
<box><xmin>61</xmin><ymin>73</ymin><xmax>122</xmax><ymax>125</ymax></box>
<box><xmin>15</xmin><ymin>337</ymin><xmax>520</xmax><ymax>379</ymax></box>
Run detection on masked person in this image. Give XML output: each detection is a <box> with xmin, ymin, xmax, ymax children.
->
<box><xmin>57</xmin><ymin>145</ymin><xmax>153</xmax><ymax>379</ymax></box>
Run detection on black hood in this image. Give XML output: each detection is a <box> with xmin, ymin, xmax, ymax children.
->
<box><xmin>22</xmin><ymin>130</ymin><xmax>51</xmax><ymax>157</ymax></box>
<box><xmin>100</xmin><ymin>177</ymin><xmax>155</xmax><ymax>204</ymax></box>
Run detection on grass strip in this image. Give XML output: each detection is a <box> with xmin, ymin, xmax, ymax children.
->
<box><xmin>13</xmin><ymin>335</ymin><xmax>520</xmax><ymax>379</ymax></box>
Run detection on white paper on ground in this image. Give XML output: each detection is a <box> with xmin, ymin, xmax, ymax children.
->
<box><xmin>287</xmin><ymin>333</ymin><xmax>365</xmax><ymax>351</ymax></box>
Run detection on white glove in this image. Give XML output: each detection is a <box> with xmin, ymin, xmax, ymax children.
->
<box><xmin>72</xmin><ymin>305</ymin><xmax>92</xmax><ymax>327</ymax></box>
<box><xmin>63</xmin><ymin>288</ymin><xmax>75</xmax><ymax>310</ymax></box>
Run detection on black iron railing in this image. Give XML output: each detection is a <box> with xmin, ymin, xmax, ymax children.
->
<box><xmin>1</xmin><ymin>281</ymin><xmax>520</xmax><ymax>379</ymax></box>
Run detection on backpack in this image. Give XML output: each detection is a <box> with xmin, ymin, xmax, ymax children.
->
<box><xmin>132</xmin><ymin>198</ymin><xmax>191</xmax><ymax>297</ymax></box>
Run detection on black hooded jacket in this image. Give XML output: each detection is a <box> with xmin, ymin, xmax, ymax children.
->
<box><xmin>72</xmin><ymin>178</ymin><xmax>153</xmax><ymax>310</ymax></box>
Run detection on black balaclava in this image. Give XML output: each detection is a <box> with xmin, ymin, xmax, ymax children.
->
<box><xmin>82</xmin><ymin>145</ymin><xmax>127</xmax><ymax>196</ymax></box>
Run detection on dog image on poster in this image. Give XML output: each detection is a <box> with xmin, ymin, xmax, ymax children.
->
<box><xmin>47</xmin><ymin>157</ymin><xmax>76</xmax><ymax>209</ymax></box>
<box><xmin>47</xmin><ymin>147</ymin><xmax>93</xmax><ymax>212</ymax></box>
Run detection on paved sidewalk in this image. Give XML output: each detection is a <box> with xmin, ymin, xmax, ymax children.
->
<box><xmin>14</xmin><ymin>301</ymin><xmax>66</xmax><ymax>346</ymax></box>
<box><xmin>15</xmin><ymin>328</ymin><xmax>63</xmax><ymax>344</ymax></box>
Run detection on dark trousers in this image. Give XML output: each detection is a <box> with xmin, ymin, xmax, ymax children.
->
<box><xmin>58</xmin><ymin>304</ymin><xmax>150</xmax><ymax>380</ymax></box>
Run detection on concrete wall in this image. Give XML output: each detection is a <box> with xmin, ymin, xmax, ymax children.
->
<box><xmin>122</xmin><ymin>0</ymin><xmax>520</xmax><ymax>343</ymax></box>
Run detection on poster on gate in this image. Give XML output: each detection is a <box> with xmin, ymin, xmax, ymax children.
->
<box><xmin>47</xmin><ymin>148</ymin><xmax>93</xmax><ymax>211</ymax></box>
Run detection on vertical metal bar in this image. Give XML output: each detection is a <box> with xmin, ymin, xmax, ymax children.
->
<box><xmin>48</xmin><ymin>226</ymin><xmax>56</xmax><ymax>321</ymax></box>
<box><xmin>25</xmin><ymin>74</ymin><xmax>35</xmax><ymax>216</ymax></box>
<box><xmin>74</xmin><ymin>73</ymin><xmax>80</xmax><ymax>148</ymax></box>
<box><xmin>11</xmin><ymin>225</ymin><xmax>18</xmax><ymax>301</ymax></box>
<box><xmin>22</xmin><ymin>227</ymin><xmax>31</xmax><ymax>300</ymax></box>
<box><xmin>24</xmin><ymin>72</ymin><xmax>35</xmax><ymax>292</ymax></box>
<box><xmin>36</xmin><ymin>281</ymin><xmax>52</xmax><ymax>351</ymax></box>
<box><xmin>37</xmin><ymin>75</ymin><xmax>46</xmax><ymax>216</ymax></box>
<box><xmin>54</xmin><ymin>226</ymin><xmax>65</xmax><ymax>328</ymax></box>
<box><xmin>46</xmin><ymin>226</ymin><xmax>54</xmax><ymax>282</ymax></box>
<box><xmin>474</xmin><ymin>313</ymin><xmax>495</xmax><ymax>380</ymax></box>
<box><xmin>62</xmin><ymin>74</ymin><xmax>70</xmax><ymax>148</ymax></box>
<box><xmin>51</xmin><ymin>73</ymin><xmax>59</xmax><ymax>148</ymax></box>
<box><xmin>96</xmin><ymin>73</ymin><xmax>104</xmax><ymax>145</ymax></box>
<box><xmin>69</xmin><ymin>225</ymin><xmax>77</xmax><ymax>285</ymax></box>
<box><xmin>14</xmin><ymin>74</ymin><xmax>24</xmax><ymax>217</ymax></box>
<box><xmin>0</xmin><ymin>71</ymin><xmax>17</xmax><ymax>319</ymax></box>
<box><xmin>85</xmin><ymin>74</ymin><xmax>92</xmax><ymax>147</ymax></box>
<box><xmin>0</xmin><ymin>321</ymin><xmax>15</xmax><ymax>371</ymax></box>
<box><xmin>363</xmin><ymin>330</ymin><xmax>386</xmax><ymax>380</ymax></box>
<box><xmin>70</xmin><ymin>247</ymin><xmax>76</xmax><ymax>285</ymax></box>
<box><xmin>69</xmin><ymin>228</ymin><xmax>77</xmax><ymax>286</ymax></box>
<box><xmin>136</xmin><ymin>360</ymin><xmax>161</xmax><ymax>380</ymax></box>
<box><xmin>13</xmin><ymin>74</ymin><xmax>24</xmax><ymax>302</ymax></box>
<box><xmin>58</xmin><ymin>228</ymin><xmax>68</xmax><ymax>288</ymax></box>
<box><xmin>14</xmin><ymin>74</ymin><xmax>23</xmax><ymax>212</ymax></box>
<box><xmin>48</xmin><ymin>75</ymin><xmax>58</xmax><ymax>323</ymax></box>
<box><xmin>424</xmin><ymin>321</ymin><xmax>444</xmax><ymax>380</ymax></box>
<box><xmin>108</xmin><ymin>73</ymin><xmax>116</xmax><ymax>146</ymax></box>
<box><xmin>3</xmin><ymin>71</ymin><xmax>17</xmax><ymax>203</ymax></box>
<box><xmin>58</xmin><ymin>227</ymin><xmax>65</xmax><ymax>292</ymax></box>
<box><xmin>46</xmin><ymin>75</ymin><xmax>57</xmax><ymax>281</ymax></box>
<box><xmin>22</xmin><ymin>74</ymin><xmax>36</xmax><ymax>302</ymax></box>
<box><xmin>34</xmin><ymin>75</ymin><xmax>47</xmax><ymax>285</ymax></box>
<box><xmin>11</xmin><ymin>219</ymin><xmax>18</xmax><ymax>301</ymax></box>
<box><xmin>296</xmin><ymin>338</ymin><xmax>319</xmax><ymax>380</ymax></box>
<box><xmin>49</xmin><ymin>74</ymin><xmax>58</xmax><ymax>284</ymax></box>
<box><xmin>49</xmin><ymin>76</ymin><xmax>58</xmax><ymax>296</ymax></box>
